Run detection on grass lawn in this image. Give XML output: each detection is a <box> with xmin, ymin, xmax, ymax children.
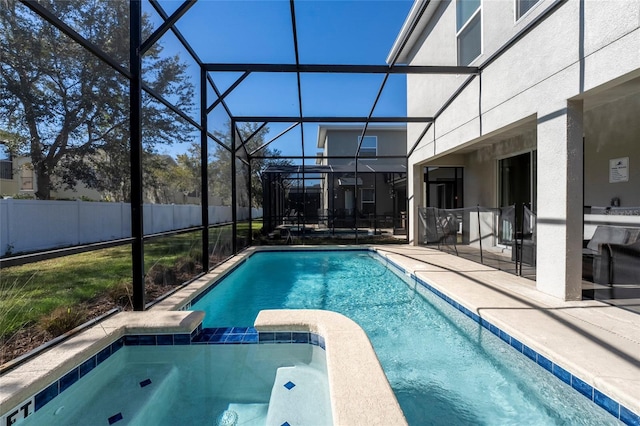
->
<box><xmin>0</xmin><ymin>245</ymin><xmax>133</xmax><ymax>339</ymax></box>
<box><xmin>0</xmin><ymin>229</ymin><xmax>216</xmax><ymax>340</ymax></box>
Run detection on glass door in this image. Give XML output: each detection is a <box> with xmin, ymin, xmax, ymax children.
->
<box><xmin>498</xmin><ymin>151</ymin><xmax>537</xmax><ymax>246</ymax></box>
<box><xmin>425</xmin><ymin>167</ymin><xmax>464</xmax><ymax>209</ymax></box>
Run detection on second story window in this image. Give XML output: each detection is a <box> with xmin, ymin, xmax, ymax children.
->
<box><xmin>456</xmin><ymin>0</ymin><xmax>482</xmax><ymax>66</ymax></box>
<box><xmin>358</xmin><ymin>136</ymin><xmax>377</xmax><ymax>158</ymax></box>
<box><xmin>0</xmin><ymin>145</ymin><xmax>13</xmax><ymax>180</ymax></box>
<box><xmin>516</xmin><ymin>0</ymin><xmax>539</xmax><ymax>20</ymax></box>
<box><xmin>21</xmin><ymin>164</ymin><xmax>34</xmax><ymax>190</ymax></box>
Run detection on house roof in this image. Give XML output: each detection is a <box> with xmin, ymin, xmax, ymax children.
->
<box><xmin>386</xmin><ymin>0</ymin><xmax>441</xmax><ymax>65</ymax></box>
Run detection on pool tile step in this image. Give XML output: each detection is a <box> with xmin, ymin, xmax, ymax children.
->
<box><xmin>266</xmin><ymin>366</ymin><xmax>331</xmax><ymax>426</ymax></box>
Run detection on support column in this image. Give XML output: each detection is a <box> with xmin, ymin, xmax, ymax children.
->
<box><xmin>408</xmin><ymin>162</ymin><xmax>423</xmax><ymax>245</ymax></box>
<box><xmin>231</xmin><ymin>121</ymin><xmax>237</xmax><ymax>254</ymax></box>
<box><xmin>248</xmin><ymin>160</ymin><xmax>253</xmax><ymax>246</ymax></box>
<box><xmin>536</xmin><ymin>100</ymin><xmax>584</xmax><ymax>300</ymax></box>
<box><xmin>130</xmin><ymin>0</ymin><xmax>145</xmax><ymax>310</ymax></box>
<box><xmin>200</xmin><ymin>68</ymin><xmax>209</xmax><ymax>271</ymax></box>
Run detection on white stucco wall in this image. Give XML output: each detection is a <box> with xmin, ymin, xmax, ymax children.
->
<box><xmin>584</xmin><ymin>93</ymin><xmax>640</xmax><ymax>207</ymax></box>
<box><xmin>402</xmin><ymin>0</ymin><xmax>640</xmax><ymax>300</ymax></box>
<box><xmin>407</xmin><ymin>0</ymin><xmax>640</xmax><ymax>159</ymax></box>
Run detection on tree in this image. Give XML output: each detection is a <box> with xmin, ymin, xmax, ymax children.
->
<box><xmin>171</xmin><ymin>147</ymin><xmax>201</xmax><ymax>199</ymax></box>
<box><xmin>210</xmin><ymin>122</ymin><xmax>291</xmax><ymax>208</ymax></box>
<box><xmin>0</xmin><ymin>129</ymin><xmax>24</xmax><ymax>156</ymax></box>
<box><xmin>0</xmin><ymin>0</ymin><xmax>194</xmax><ymax>200</ymax></box>
<box><xmin>147</xmin><ymin>142</ymin><xmax>201</xmax><ymax>204</ymax></box>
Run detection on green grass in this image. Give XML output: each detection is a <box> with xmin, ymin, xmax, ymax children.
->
<box><xmin>0</xmin><ymin>245</ymin><xmax>133</xmax><ymax>338</ymax></box>
<box><xmin>0</xmin><ymin>221</ymin><xmax>261</xmax><ymax>342</ymax></box>
<box><xmin>0</xmin><ymin>231</ymin><xmax>207</xmax><ymax>340</ymax></box>
<box><xmin>236</xmin><ymin>219</ymin><xmax>263</xmax><ymax>234</ymax></box>
<box><xmin>145</xmin><ymin>231</ymin><xmax>204</xmax><ymax>271</ymax></box>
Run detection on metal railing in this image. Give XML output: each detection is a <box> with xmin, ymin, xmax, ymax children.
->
<box><xmin>418</xmin><ymin>204</ymin><xmax>536</xmax><ymax>279</ymax></box>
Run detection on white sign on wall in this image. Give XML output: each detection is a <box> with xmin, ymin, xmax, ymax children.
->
<box><xmin>609</xmin><ymin>157</ymin><xmax>629</xmax><ymax>183</ymax></box>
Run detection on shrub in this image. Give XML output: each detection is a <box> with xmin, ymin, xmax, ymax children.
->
<box><xmin>187</xmin><ymin>246</ymin><xmax>203</xmax><ymax>264</ymax></box>
<box><xmin>146</xmin><ymin>264</ymin><xmax>177</xmax><ymax>286</ymax></box>
<box><xmin>108</xmin><ymin>281</ymin><xmax>133</xmax><ymax>308</ymax></box>
<box><xmin>39</xmin><ymin>307</ymin><xmax>88</xmax><ymax>337</ymax></box>
<box><xmin>175</xmin><ymin>257</ymin><xmax>196</xmax><ymax>275</ymax></box>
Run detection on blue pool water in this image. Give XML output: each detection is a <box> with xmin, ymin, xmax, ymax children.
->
<box><xmin>21</xmin><ymin>344</ymin><xmax>330</xmax><ymax>425</ymax></box>
<box><xmin>191</xmin><ymin>250</ymin><xmax>622</xmax><ymax>425</ymax></box>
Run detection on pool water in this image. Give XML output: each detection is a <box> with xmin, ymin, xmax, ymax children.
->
<box><xmin>22</xmin><ymin>344</ymin><xmax>330</xmax><ymax>426</ymax></box>
<box><xmin>192</xmin><ymin>250</ymin><xmax>622</xmax><ymax>425</ymax></box>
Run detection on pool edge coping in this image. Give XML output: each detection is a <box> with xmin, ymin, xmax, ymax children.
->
<box><xmin>254</xmin><ymin>309</ymin><xmax>407</xmax><ymax>426</ymax></box>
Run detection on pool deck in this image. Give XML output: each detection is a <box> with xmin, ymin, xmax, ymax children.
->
<box><xmin>371</xmin><ymin>244</ymin><xmax>640</xmax><ymax>420</ymax></box>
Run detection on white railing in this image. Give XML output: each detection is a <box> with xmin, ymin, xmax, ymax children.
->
<box><xmin>0</xmin><ymin>199</ymin><xmax>262</xmax><ymax>256</ymax></box>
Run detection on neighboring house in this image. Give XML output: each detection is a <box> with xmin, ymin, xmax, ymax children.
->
<box><xmin>0</xmin><ymin>155</ymin><xmax>40</xmax><ymax>198</ymax></box>
<box><xmin>390</xmin><ymin>0</ymin><xmax>640</xmax><ymax>299</ymax></box>
<box><xmin>0</xmin><ymin>154</ymin><xmax>104</xmax><ymax>200</ymax></box>
<box><xmin>316</xmin><ymin>125</ymin><xmax>407</xmax><ymax>232</ymax></box>
<box><xmin>0</xmin><ymin>152</ymin><xmax>203</xmax><ymax>204</ymax></box>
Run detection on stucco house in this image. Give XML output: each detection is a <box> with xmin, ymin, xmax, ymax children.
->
<box><xmin>316</xmin><ymin>125</ymin><xmax>408</xmax><ymax>233</ymax></box>
<box><xmin>0</xmin><ymin>155</ymin><xmax>35</xmax><ymax>198</ymax></box>
<box><xmin>391</xmin><ymin>0</ymin><xmax>640</xmax><ymax>300</ymax></box>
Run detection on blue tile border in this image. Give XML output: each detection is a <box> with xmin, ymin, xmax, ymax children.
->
<box><xmin>621</xmin><ymin>406</ymin><xmax>640</xmax><ymax>426</ymax></box>
<box><xmin>191</xmin><ymin>327</ymin><xmax>325</xmax><ymax>349</ymax></box>
<box><xmin>26</xmin><ymin>327</ymin><xmax>327</xmax><ymax>419</ymax></box>
<box><xmin>381</xmin><ymin>254</ymin><xmax>640</xmax><ymax>426</ymax></box>
<box><xmin>34</xmin><ymin>382</ymin><xmax>58</xmax><ymax>411</ymax></box>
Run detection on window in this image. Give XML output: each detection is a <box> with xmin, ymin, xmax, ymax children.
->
<box><xmin>20</xmin><ymin>164</ymin><xmax>34</xmax><ymax>190</ymax></box>
<box><xmin>498</xmin><ymin>151</ymin><xmax>536</xmax><ymax>210</ymax></box>
<box><xmin>358</xmin><ymin>136</ymin><xmax>377</xmax><ymax>158</ymax></box>
<box><xmin>456</xmin><ymin>0</ymin><xmax>482</xmax><ymax>66</ymax></box>
<box><xmin>516</xmin><ymin>0</ymin><xmax>539</xmax><ymax>20</ymax></box>
<box><xmin>0</xmin><ymin>145</ymin><xmax>12</xmax><ymax>180</ymax></box>
<box><xmin>424</xmin><ymin>167</ymin><xmax>464</xmax><ymax>209</ymax></box>
<box><xmin>360</xmin><ymin>188</ymin><xmax>375</xmax><ymax>211</ymax></box>
<box><xmin>0</xmin><ymin>159</ymin><xmax>12</xmax><ymax>180</ymax></box>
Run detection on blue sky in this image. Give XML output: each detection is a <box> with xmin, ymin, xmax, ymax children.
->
<box><xmin>143</xmin><ymin>0</ymin><xmax>414</xmax><ymax>161</ymax></box>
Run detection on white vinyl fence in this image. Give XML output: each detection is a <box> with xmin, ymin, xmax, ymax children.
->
<box><xmin>0</xmin><ymin>199</ymin><xmax>262</xmax><ymax>256</ymax></box>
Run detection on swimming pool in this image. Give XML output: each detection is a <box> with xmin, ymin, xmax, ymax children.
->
<box><xmin>190</xmin><ymin>250</ymin><xmax>622</xmax><ymax>425</ymax></box>
<box><xmin>18</xmin><ymin>343</ymin><xmax>331</xmax><ymax>425</ymax></box>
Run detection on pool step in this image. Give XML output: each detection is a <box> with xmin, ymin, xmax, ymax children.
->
<box><xmin>265</xmin><ymin>366</ymin><xmax>331</xmax><ymax>426</ymax></box>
